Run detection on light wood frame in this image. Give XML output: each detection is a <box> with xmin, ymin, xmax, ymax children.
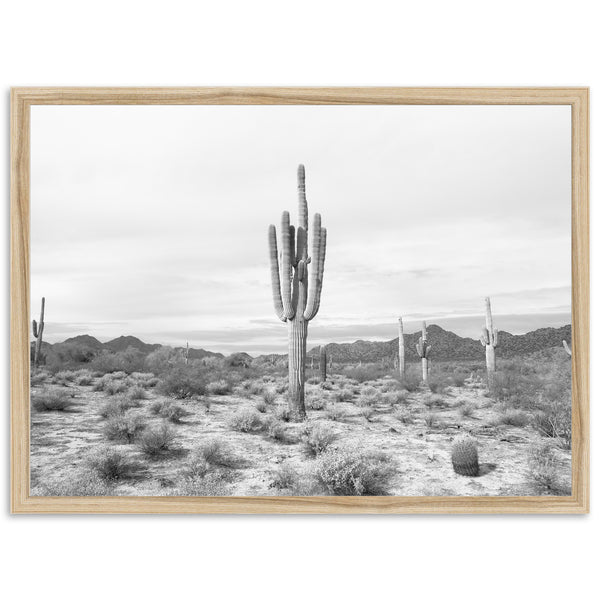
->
<box><xmin>11</xmin><ymin>87</ymin><xmax>589</xmax><ymax>514</ymax></box>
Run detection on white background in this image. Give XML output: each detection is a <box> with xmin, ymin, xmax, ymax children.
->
<box><xmin>1</xmin><ymin>2</ymin><xmax>596</xmax><ymax>599</ymax></box>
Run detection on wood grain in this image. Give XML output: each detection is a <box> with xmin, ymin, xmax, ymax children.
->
<box><xmin>10</xmin><ymin>88</ymin><xmax>589</xmax><ymax>514</ymax></box>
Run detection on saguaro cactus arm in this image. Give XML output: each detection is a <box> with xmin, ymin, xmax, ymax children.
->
<box><xmin>562</xmin><ymin>340</ymin><xmax>572</xmax><ymax>356</ymax></box>
<box><xmin>268</xmin><ymin>225</ymin><xmax>286</xmax><ymax>322</ymax></box>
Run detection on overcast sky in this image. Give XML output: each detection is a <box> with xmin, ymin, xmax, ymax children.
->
<box><xmin>31</xmin><ymin>105</ymin><xmax>571</xmax><ymax>355</ymax></box>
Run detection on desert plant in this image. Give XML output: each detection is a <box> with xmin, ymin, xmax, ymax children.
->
<box><xmin>99</xmin><ymin>396</ymin><xmax>139</xmax><ymax>418</ymax></box>
<box><xmin>158</xmin><ymin>365</ymin><xmax>206</xmax><ymax>399</ymax></box>
<box><xmin>306</xmin><ymin>393</ymin><xmax>326</xmax><ymax>411</ymax></box>
<box><xmin>32</xmin><ymin>296</ymin><xmax>46</xmax><ymax>368</ymax></box>
<box><xmin>104</xmin><ymin>413</ymin><xmax>146</xmax><ymax>443</ymax></box>
<box><xmin>527</xmin><ymin>441</ymin><xmax>567</xmax><ymax>495</ymax></box>
<box><xmin>416</xmin><ymin>321</ymin><xmax>431</xmax><ymax>383</ymax></box>
<box><xmin>30</xmin><ymin>371</ymin><xmax>49</xmax><ymax>386</ymax></box>
<box><xmin>319</xmin><ymin>345</ymin><xmax>327</xmax><ymax>382</ymax></box>
<box><xmin>459</xmin><ymin>402</ymin><xmax>476</xmax><ymax>418</ymax></box>
<box><xmin>194</xmin><ymin>438</ymin><xmax>239</xmax><ymax>468</ymax></box>
<box><xmin>314</xmin><ymin>448</ymin><xmax>392</xmax><ymax>495</ymax></box>
<box><xmin>149</xmin><ymin>399</ymin><xmax>187</xmax><ymax>423</ymax></box>
<box><xmin>398</xmin><ymin>316</ymin><xmax>405</xmax><ymax>377</ymax></box>
<box><xmin>451</xmin><ymin>435</ymin><xmax>479</xmax><ymax>476</ymax></box>
<box><xmin>206</xmin><ymin>379</ymin><xmax>232</xmax><ymax>395</ymax></box>
<box><xmin>360</xmin><ymin>406</ymin><xmax>376</xmax><ymax>422</ymax></box>
<box><xmin>533</xmin><ymin>402</ymin><xmax>571</xmax><ymax>448</ymax></box>
<box><xmin>302</xmin><ymin>422</ymin><xmax>336</xmax><ymax>457</ymax></box>
<box><xmin>177</xmin><ymin>472</ymin><xmax>230</xmax><ymax>496</ymax></box>
<box><xmin>228</xmin><ymin>407</ymin><xmax>264</xmax><ymax>433</ymax></box>
<box><xmin>87</xmin><ymin>447</ymin><xmax>142</xmax><ymax>480</ymax></box>
<box><xmin>480</xmin><ymin>296</ymin><xmax>499</xmax><ymax>385</ymax></box>
<box><xmin>423</xmin><ymin>412</ymin><xmax>438</xmax><ymax>428</ymax></box>
<box><xmin>562</xmin><ymin>339</ymin><xmax>572</xmax><ymax>356</ymax></box>
<box><xmin>105</xmin><ymin>380</ymin><xmax>128</xmax><ymax>396</ymax></box>
<box><xmin>393</xmin><ymin>407</ymin><xmax>415</xmax><ymax>424</ymax></box>
<box><xmin>265</xmin><ymin>417</ymin><xmax>290</xmax><ymax>443</ymax></box>
<box><xmin>400</xmin><ymin>370</ymin><xmax>421</xmax><ymax>392</ymax></box>
<box><xmin>138</xmin><ymin>423</ymin><xmax>176</xmax><ymax>457</ymax></box>
<box><xmin>76</xmin><ymin>373</ymin><xmax>94</xmax><ymax>386</ymax></box>
<box><xmin>127</xmin><ymin>385</ymin><xmax>147</xmax><ymax>400</ymax></box>
<box><xmin>274</xmin><ymin>405</ymin><xmax>291</xmax><ymax>422</ymax></box>
<box><xmin>32</xmin><ymin>390</ymin><xmax>75</xmax><ymax>412</ymax></box>
<box><xmin>268</xmin><ymin>165</ymin><xmax>327</xmax><ymax>420</ymax></box>
<box><xmin>325</xmin><ymin>404</ymin><xmax>345</xmax><ymax>422</ymax></box>
<box><xmin>497</xmin><ymin>408</ymin><xmax>530</xmax><ymax>427</ymax></box>
<box><xmin>255</xmin><ymin>399</ymin><xmax>268</xmax><ymax>413</ymax></box>
<box><xmin>271</xmin><ymin>462</ymin><xmax>301</xmax><ymax>490</ymax></box>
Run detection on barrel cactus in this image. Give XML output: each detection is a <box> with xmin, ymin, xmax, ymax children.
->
<box><xmin>451</xmin><ymin>434</ymin><xmax>479</xmax><ymax>476</ymax></box>
<box><xmin>268</xmin><ymin>165</ymin><xmax>327</xmax><ymax>420</ymax></box>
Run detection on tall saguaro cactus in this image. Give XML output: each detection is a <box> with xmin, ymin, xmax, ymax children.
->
<box><xmin>32</xmin><ymin>297</ymin><xmax>46</xmax><ymax>368</ymax></box>
<box><xmin>398</xmin><ymin>317</ymin><xmax>405</xmax><ymax>378</ymax></box>
<box><xmin>268</xmin><ymin>165</ymin><xmax>327</xmax><ymax>420</ymax></box>
<box><xmin>319</xmin><ymin>345</ymin><xmax>327</xmax><ymax>383</ymax></box>
<box><xmin>416</xmin><ymin>321</ymin><xmax>431</xmax><ymax>382</ymax></box>
<box><xmin>480</xmin><ymin>297</ymin><xmax>498</xmax><ymax>381</ymax></box>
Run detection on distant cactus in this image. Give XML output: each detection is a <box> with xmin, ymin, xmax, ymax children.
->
<box><xmin>32</xmin><ymin>297</ymin><xmax>46</xmax><ymax>368</ymax></box>
<box><xmin>415</xmin><ymin>321</ymin><xmax>431</xmax><ymax>382</ymax></box>
<box><xmin>268</xmin><ymin>165</ymin><xmax>327</xmax><ymax>420</ymax></box>
<box><xmin>319</xmin><ymin>345</ymin><xmax>327</xmax><ymax>382</ymax></box>
<box><xmin>451</xmin><ymin>435</ymin><xmax>479</xmax><ymax>476</ymax></box>
<box><xmin>562</xmin><ymin>340</ymin><xmax>572</xmax><ymax>357</ymax></box>
<box><xmin>398</xmin><ymin>317</ymin><xmax>405</xmax><ymax>378</ymax></box>
<box><xmin>480</xmin><ymin>297</ymin><xmax>498</xmax><ymax>383</ymax></box>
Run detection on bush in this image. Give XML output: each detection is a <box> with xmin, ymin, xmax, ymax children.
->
<box><xmin>265</xmin><ymin>418</ymin><xmax>290</xmax><ymax>443</ymax></box>
<box><xmin>274</xmin><ymin>405</ymin><xmax>291</xmax><ymax>422</ymax></box>
<box><xmin>451</xmin><ymin>372</ymin><xmax>467</xmax><ymax>387</ymax></box>
<box><xmin>400</xmin><ymin>371</ymin><xmax>422</xmax><ymax>393</ymax></box>
<box><xmin>423</xmin><ymin>412</ymin><xmax>438</xmax><ymax>428</ymax></box>
<box><xmin>158</xmin><ymin>366</ymin><xmax>206</xmax><ymax>399</ymax></box>
<box><xmin>459</xmin><ymin>402</ymin><xmax>476</xmax><ymax>418</ymax></box>
<box><xmin>104</xmin><ymin>413</ymin><xmax>146</xmax><ymax>443</ymax></box>
<box><xmin>303</xmin><ymin>422</ymin><xmax>336</xmax><ymax>457</ymax></box>
<box><xmin>138</xmin><ymin>423</ymin><xmax>177</xmax><ymax>457</ymax></box>
<box><xmin>527</xmin><ymin>442</ymin><xmax>568</xmax><ymax>495</ymax></box>
<box><xmin>228</xmin><ymin>408</ymin><xmax>264</xmax><ymax>433</ymax></box>
<box><xmin>393</xmin><ymin>407</ymin><xmax>415</xmax><ymax>424</ymax></box>
<box><xmin>271</xmin><ymin>462</ymin><xmax>301</xmax><ymax>490</ymax></box>
<box><xmin>76</xmin><ymin>374</ymin><xmax>94</xmax><ymax>386</ymax></box>
<box><xmin>54</xmin><ymin>370</ymin><xmax>78</xmax><ymax>385</ymax></box>
<box><xmin>32</xmin><ymin>391</ymin><xmax>76</xmax><ymax>412</ymax></box>
<box><xmin>87</xmin><ymin>447</ymin><xmax>142</xmax><ymax>480</ymax></box>
<box><xmin>344</xmin><ymin>366</ymin><xmax>380</xmax><ymax>384</ymax></box>
<box><xmin>30</xmin><ymin>371</ymin><xmax>49</xmax><ymax>386</ymax></box>
<box><xmin>105</xmin><ymin>380</ymin><xmax>128</xmax><ymax>396</ymax></box>
<box><xmin>261</xmin><ymin>388</ymin><xmax>277</xmax><ymax>405</ymax></box>
<box><xmin>127</xmin><ymin>385</ymin><xmax>147</xmax><ymax>400</ymax></box>
<box><xmin>255</xmin><ymin>399</ymin><xmax>268</xmax><ymax>413</ymax></box>
<box><xmin>206</xmin><ymin>379</ymin><xmax>232</xmax><ymax>395</ymax></box>
<box><xmin>332</xmin><ymin>389</ymin><xmax>354</xmax><ymax>402</ymax></box>
<box><xmin>423</xmin><ymin>395</ymin><xmax>448</xmax><ymax>409</ymax></box>
<box><xmin>386</xmin><ymin>390</ymin><xmax>409</xmax><ymax>406</ymax></box>
<box><xmin>99</xmin><ymin>396</ymin><xmax>139</xmax><ymax>419</ymax></box>
<box><xmin>360</xmin><ymin>406</ymin><xmax>375</xmax><ymax>422</ymax></box>
<box><xmin>177</xmin><ymin>472</ymin><xmax>230</xmax><ymax>496</ymax></box>
<box><xmin>306</xmin><ymin>393</ymin><xmax>326</xmax><ymax>411</ymax></box>
<box><xmin>314</xmin><ymin>448</ymin><xmax>393</xmax><ymax>495</ymax></box>
<box><xmin>194</xmin><ymin>438</ymin><xmax>239</xmax><ymax>468</ymax></box>
<box><xmin>533</xmin><ymin>402</ymin><xmax>571</xmax><ymax>448</ymax></box>
<box><xmin>428</xmin><ymin>375</ymin><xmax>448</xmax><ymax>394</ymax></box>
<box><xmin>149</xmin><ymin>399</ymin><xmax>187</xmax><ymax>423</ymax></box>
<box><xmin>325</xmin><ymin>404</ymin><xmax>345</xmax><ymax>421</ymax></box>
<box><xmin>496</xmin><ymin>409</ymin><xmax>530</xmax><ymax>427</ymax></box>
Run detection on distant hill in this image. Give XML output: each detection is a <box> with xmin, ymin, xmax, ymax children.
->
<box><xmin>305</xmin><ymin>323</ymin><xmax>572</xmax><ymax>363</ymax></box>
<box><xmin>61</xmin><ymin>334</ymin><xmax>104</xmax><ymax>350</ymax></box>
<box><xmin>103</xmin><ymin>335</ymin><xmax>162</xmax><ymax>354</ymax></box>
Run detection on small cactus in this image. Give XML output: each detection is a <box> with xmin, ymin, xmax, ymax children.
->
<box><xmin>397</xmin><ymin>317</ymin><xmax>405</xmax><ymax>378</ymax></box>
<box><xmin>480</xmin><ymin>297</ymin><xmax>498</xmax><ymax>384</ymax></box>
<box><xmin>32</xmin><ymin>297</ymin><xmax>46</xmax><ymax>368</ymax></box>
<box><xmin>451</xmin><ymin>435</ymin><xmax>479</xmax><ymax>476</ymax></box>
<box><xmin>562</xmin><ymin>340</ymin><xmax>572</xmax><ymax>357</ymax></box>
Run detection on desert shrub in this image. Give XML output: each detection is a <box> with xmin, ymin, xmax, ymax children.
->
<box><xmin>87</xmin><ymin>447</ymin><xmax>142</xmax><ymax>480</ymax></box>
<box><xmin>314</xmin><ymin>448</ymin><xmax>393</xmax><ymax>495</ymax></box>
<box><xmin>261</xmin><ymin>388</ymin><xmax>277</xmax><ymax>405</ymax></box>
<box><xmin>399</xmin><ymin>371</ymin><xmax>421</xmax><ymax>393</ymax></box>
<box><xmin>274</xmin><ymin>405</ymin><xmax>291</xmax><ymax>422</ymax></box>
<box><xmin>76</xmin><ymin>373</ymin><xmax>94</xmax><ymax>386</ymax></box>
<box><xmin>206</xmin><ymin>379</ymin><xmax>232</xmax><ymax>395</ymax></box>
<box><xmin>90</xmin><ymin>348</ymin><xmax>145</xmax><ymax>375</ymax></box>
<box><xmin>180</xmin><ymin>455</ymin><xmax>211</xmax><ymax>480</ymax></box>
<box><xmin>265</xmin><ymin>418</ymin><xmax>290</xmax><ymax>443</ymax></box>
<box><xmin>344</xmin><ymin>365</ymin><xmax>380</xmax><ymax>384</ymax></box>
<box><xmin>459</xmin><ymin>402</ymin><xmax>476</xmax><ymax>418</ymax></box>
<box><xmin>360</xmin><ymin>406</ymin><xmax>375</xmax><ymax>422</ymax></box>
<box><xmin>32</xmin><ymin>470</ymin><xmax>113</xmax><ymax>496</ymax></box>
<box><xmin>99</xmin><ymin>396</ymin><xmax>139</xmax><ymax>419</ymax></box>
<box><xmin>105</xmin><ymin>380</ymin><xmax>128</xmax><ymax>396</ymax></box>
<box><xmin>332</xmin><ymin>389</ymin><xmax>354</xmax><ymax>402</ymax></box>
<box><xmin>496</xmin><ymin>409</ymin><xmax>530</xmax><ymax>427</ymax></box>
<box><xmin>275</xmin><ymin>382</ymin><xmax>288</xmax><ymax>394</ymax></box>
<box><xmin>127</xmin><ymin>385</ymin><xmax>147</xmax><ymax>400</ymax></box>
<box><xmin>325</xmin><ymin>404</ymin><xmax>345</xmax><ymax>422</ymax></box>
<box><xmin>307</xmin><ymin>376</ymin><xmax>320</xmax><ymax>385</ymax></box>
<box><xmin>158</xmin><ymin>365</ymin><xmax>206</xmax><ymax>399</ymax></box>
<box><xmin>30</xmin><ymin>371</ymin><xmax>49</xmax><ymax>386</ymax></box>
<box><xmin>423</xmin><ymin>412</ymin><xmax>437</xmax><ymax>428</ymax></box>
<box><xmin>149</xmin><ymin>399</ymin><xmax>187</xmax><ymax>423</ymax></box>
<box><xmin>381</xmin><ymin>379</ymin><xmax>402</xmax><ymax>393</ymax></box>
<box><xmin>228</xmin><ymin>407</ymin><xmax>264</xmax><ymax>433</ymax></box>
<box><xmin>194</xmin><ymin>438</ymin><xmax>239</xmax><ymax>468</ymax></box>
<box><xmin>306</xmin><ymin>393</ymin><xmax>326</xmax><ymax>411</ymax></box>
<box><xmin>393</xmin><ymin>407</ymin><xmax>415</xmax><ymax>424</ymax></box>
<box><xmin>362</xmin><ymin>386</ymin><xmax>378</xmax><ymax>398</ymax></box>
<box><xmin>386</xmin><ymin>390</ymin><xmax>409</xmax><ymax>406</ymax></box>
<box><xmin>255</xmin><ymin>399</ymin><xmax>268</xmax><ymax>413</ymax></box>
<box><xmin>32</xmin><ymin>390</ymin><xmax>76</xmax><ymax>412</ymax></box>
<box><xmin>428</xmin><ymin>374</ymin><xmax>448</xmax><ymax>394</ymax></box>
<box><xmin>144</xmin><ymin>347</ymin><xmax>185</xmax><ymax>374</ymax></box>
<box><xmin>320</xmin><ymin>381</ymin><xmax>334</xmax><ymax>391</ymax></box>
<box><xmin>527</xmin><ymin>442</ymin><xmax>568</xmax><ymax>495</ymax></box>
<box><xmin>533</xmin><ymin>402</ymin><xmax>571</xmax><ymax>448</ymax></box>
<box><xmin>451</xmin><ymin>372</ymin><xmax>467</xmax><ymax>387</ymax></box>
<box><xmin>138</xmin><ymin>423</ymin><xmax>176</xmax><ymax>457</ymax></box>
<box><xmin>271</xmin><ymin>462</ymin><xmax>301</xmax><ymax>490</ymax></box>
<box><xmin>423</xmin><ymin>395</ymin><xmax>449</xmax><ymax>409</ymax></box>
<box><xmin>104</xmin><ymin>413</ymin><xmax>146</xmax><ymax>443</ymax></box>
<box><xmin>303</xmin><ymin>422</ymin><xmax>337</xmax><ymax>457</ymax></box>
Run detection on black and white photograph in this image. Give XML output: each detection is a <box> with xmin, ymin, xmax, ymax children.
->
<box><xmin>29</xmin><ymin>104</ymin><xmax>573</xmax><ymax>498</ymax></box>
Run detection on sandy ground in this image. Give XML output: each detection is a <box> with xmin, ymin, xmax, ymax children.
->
<box><xmin>30</xmin><ymin>372</ymin><xmax>572</xmax><ymax>497</ymax></box>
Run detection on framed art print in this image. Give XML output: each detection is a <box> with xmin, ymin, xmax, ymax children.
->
<box><xmin>11</xmin><ymin>87</ymin><xmax>589</xmax><ymax>513</ymax></box>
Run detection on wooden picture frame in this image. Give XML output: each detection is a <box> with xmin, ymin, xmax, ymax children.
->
<box><xmin>11</xmin><ymin>87</ymin><xmax>589</xmax><ymax>514</ymax></box>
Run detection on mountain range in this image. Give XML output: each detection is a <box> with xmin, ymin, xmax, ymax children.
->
<box><xmin>42</xmin><ymin>324</ymin><xmax>572</xmax><ymax>364</ymax></box>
